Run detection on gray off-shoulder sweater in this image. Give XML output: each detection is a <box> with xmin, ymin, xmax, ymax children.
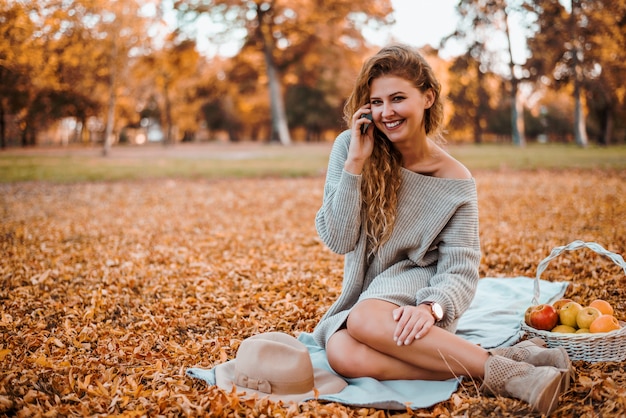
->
<box><xmin>312</xmin><ymin>130</ymin><xmax>481</xmax><ymax>348</ymax></box>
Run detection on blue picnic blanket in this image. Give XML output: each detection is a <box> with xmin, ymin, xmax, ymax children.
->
<box><xmin>187</xmin><ymin>276</ymin><xmax>568</xmax><ymax>410</ymax></box>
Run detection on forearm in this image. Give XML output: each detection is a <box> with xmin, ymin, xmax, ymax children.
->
<box><xmin>316</xmin><ymin>170</ymin><xmax>362</xmax><ymax>253</ymax></box>
<box><xmin>416</xmin><ymin>245</ymin><xmax>481</xmax><ymax>324</ymax></box>
<box><xmin>416</xmin><ymin>201</ymin><xmax>481</xmax><ymax>324</ymax></box>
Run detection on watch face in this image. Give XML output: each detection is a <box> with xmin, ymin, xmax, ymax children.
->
<box><xmin>423</xmin><ymin>301</ymin><xmax>443</xmax><ymax>321</ymax></box>
<box><xmin>433</xmin><ymin>303</ymin><xmax>443</xmax><ymax>320</ymax></box>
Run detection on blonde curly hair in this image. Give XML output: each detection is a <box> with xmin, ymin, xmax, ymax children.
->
<box><xmin>343</xmin><ymin>44</ymin><xmax>444</xmax><ymax>254</ymax></box>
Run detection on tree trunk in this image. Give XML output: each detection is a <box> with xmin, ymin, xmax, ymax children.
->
<box><xmin>572</xmin><ymin>73</ymin><xmax>588</xmax><ymax>147</ymax></box>
<box><xmin>571</xmin><ymin>0</ymin><xmax>588</xmax><ymax>147</ymax></box>
<box><xmin>600</xmin><ymin>107</ymin><xmax>613</xmax><ymax>146</ymax></box>
<box><xmin>103</xmin><ymin>41</ymin><xmax>118</xmax><ymax>157</ymax></box>
<box><xmin>510</xmin><ymin>80</ymin><xmax>526</xmax><ymax>147</ymax></box>
<box><xmin>263</xmin><ymin>46</ymin><xmax>291</xmax><ymax>145</ymax></box>
<box><xmin>473</xmin><ymin>115</ymin><xmax>482</xmax><ymax>144</ymax></box>
<box><xmin>0</xmin><ymin>101</ymin><xmax>5</xmax><ymax>149</ymax></box>
<box><xmin>503</xmin><ymin>6</ymin><xmax>525</xmax><ymax>147</ymax></box>
<box><xmin>257</xmin><ymin>9</ymin><xmax>291</xmax><ymax>146</ymax></box>
<box><xmin>20</xmin><ymin>124</ymin><xmax>28</xmax><ymax>147</ymax></box>
<box><xmin>163</xmin><ymin>78</ymin><xmax>173</xmax><ymax>146</ymax></box>
<box><xmin>103</xmin><ymin>78</ymin><xmax>116</xmax><ymax>156</ymax></box>
<box><xmin>474</xmin><ymin>62</ymin><xmax>483</xmax><ymax>144</ymax></box>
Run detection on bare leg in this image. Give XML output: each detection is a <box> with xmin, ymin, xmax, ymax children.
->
<box><xmin>325</xmin><ymin>299</ymin><xmax>567</xmax><ymax>415</ymax></box>
<box><xmin>326</xmin><ymin>299</ymin><xmax>489</xmax><ymax>380</ymax></box>
<box><xmin>327</xmin><ymin>329</ymin><xmax>454</xmax><ymax>380</ymax></box>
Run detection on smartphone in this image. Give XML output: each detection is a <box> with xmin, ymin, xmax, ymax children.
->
<box><xmin>360</xmin><ymin>113</ymin><xmax>373</xmax><ymax>134</ymax></box>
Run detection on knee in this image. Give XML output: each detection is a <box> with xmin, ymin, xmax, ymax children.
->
<box><xmin>346</xmin><ymin>302</ymin><xmax>386</xmax><ymax>343</ymax></box>
<box><xmin>326</xmin><ymin>333</ymin><xmax>367</xmax><ymax>378</ymax></box>
<box><xmin>327</xmin><ymin>349</ymin><xmax>362</xmax><ymax>378</ymax></box>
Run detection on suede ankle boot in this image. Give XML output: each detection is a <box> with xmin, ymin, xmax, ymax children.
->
<box><xmin>481</xmin><ymin>354</ymin><xmax>563</xmax><ymax>415</ymax></box>
<box><xmin>490</xmin><ymin>337</ymin><xmax>572</xmax><ymax>391</ymax></box>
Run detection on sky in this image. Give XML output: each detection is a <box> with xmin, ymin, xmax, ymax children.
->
<box><xmin>371</xmin><ymin>0</ymin><xmax>461</xmax><ymax>54</ymax></box>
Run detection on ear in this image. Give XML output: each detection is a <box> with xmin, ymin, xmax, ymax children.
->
<box><xmin>424</xmin><ymin>89</ymin><xmax>435</xmax><ymax>109</ymax></box>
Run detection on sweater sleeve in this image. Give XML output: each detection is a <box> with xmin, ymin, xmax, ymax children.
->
<box><xmin>414</xmin><ymin>188</ymin><xmax>481</xmax><ymax>328</ymax></box>
<box><xmin>315</xmin><ymin>131</ymin><xmax>363</xmax><ymax>254</ymax></box>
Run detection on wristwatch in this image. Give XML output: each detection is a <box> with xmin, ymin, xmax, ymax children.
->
<box><xmin>420</xmin><ymin>301</ymin><xmax>444</xmax><ymax>322</ymax></box>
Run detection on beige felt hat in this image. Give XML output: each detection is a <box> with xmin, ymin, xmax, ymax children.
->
<box><xmin>214</xmin><ymin>332</ymin><xmax>347</xmax><ymax>403</ymax></box>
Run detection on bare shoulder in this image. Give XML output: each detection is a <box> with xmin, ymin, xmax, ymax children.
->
<box><xmin>437</xmin><ymin>152</ymin><xmax>472</xmax><ymax>179</ymax></box>
<box><xmin>406</xmin><ymin>142</ymin><xmax>473</xmax><ymax>179</ymax></box>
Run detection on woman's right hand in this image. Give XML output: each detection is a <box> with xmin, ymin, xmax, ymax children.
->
<box><xmin>344</xmin><ymin>106</ymin><xmax>374</xmax><ymax>175</ymax></box>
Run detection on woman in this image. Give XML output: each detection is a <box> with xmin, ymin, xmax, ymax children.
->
<box><xmin>312</xmin><ymin>44</ymin><xmax>570</xmax><ymax>415</ymax></box>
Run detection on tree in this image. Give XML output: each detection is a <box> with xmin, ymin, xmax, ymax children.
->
<box><xmin>569</xmin><ymin>0</ymin><xmax>589</xmax><ymax>146</ymax></box>
<box><xmin>0</xmin><ymin>2</ymin><xmax>37</xmax><ymax>148</ymax></box>
<box><xmin>0</xmin><ymin>1</ymin><xmax>65</xmax><ymax>147</ymax></box>
<box><xmin>173</xmin><ymin>0</ymin><xmax>394</xmax><ymax>144</ymax></box>
<box><xmin>219</xmin><ymin>49</ymin><xmax>271</xmax><ymax>141</ymax></box>
<box><xmin>1</xmin><ymin>0</ymin><xmax>152</xmax><ymax>149</ymax></box>
<box><xmin>285</xmin><ymin>84</ymin><xmax>339</xmax><ymax>141</ymax></box>
<box><xmin>87</xmin><ymin>0</ymin><xmax>152</xmax><ymax>156</ymax></box>
<box><xmin>446</xmin><ymin>51</ymin><xmax>490</xmax><ymax>144</ymax></box>
<box><xmin>2</xmin><ymin>0</ymin><xmax>396</xmax><ymax>148</ymax></box>
<box><xmin>444</xmin><ymin>0</ymin><xmax>528</xmax><ymax>146</ymax></box>
<box><xmin>500</xmin><ymin>0</ymin><xmax>527</xmax><ymax>147</ymax></box>
<box><xmin>0</xmin><ymin>1</ymin><xmax>109</xmax><ymax>147</ymax></box>
<box><xmin>524</xmin><ymin>88</ymin><xmax>575</xmax><ymax>142</ymax></box>
<box><xmin>580</xmin><ymin>0</ymin><xmax>626</xmax><ymax>144</ymax></box>
<box><xmin>133</xmin><ymin>36</ymin><xmax>203</xmax><ymax>145</ymax></box>
<box><xmin>524</xmin><ymin>0</ymin><xmax>587</xmax><ymax>145</ymax></box>
<box><xmin>524</xmin><ymin>0</ymin><xmax>626</xmax><ymax>146</ymax></box>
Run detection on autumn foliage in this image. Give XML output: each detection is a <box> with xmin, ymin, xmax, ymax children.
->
<box><xmin>1</xmin><ymin>169</ymin><xmax>626</xmax><ymax>416</ymax></box>
<box><xmin>2</xmin><ymin>0</ymin><xmax>625</xmax><ymax>149</ymax></box>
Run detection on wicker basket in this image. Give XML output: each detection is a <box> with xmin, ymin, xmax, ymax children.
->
<box><xmin>520</xmin><ymin>240</ymin><xmax>626</xmax><ymax>362</ymax></box>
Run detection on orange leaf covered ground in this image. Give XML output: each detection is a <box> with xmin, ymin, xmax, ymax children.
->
<box><xmin>1</xmin><ymin>170</ymin><xmax>625</xmax><ymax>417</ymax></box>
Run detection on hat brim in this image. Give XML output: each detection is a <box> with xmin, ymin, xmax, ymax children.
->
<box><xmin>214</xmin><ymin>360</ymin><xmax>347</xmax><ymax>403</ymax></box>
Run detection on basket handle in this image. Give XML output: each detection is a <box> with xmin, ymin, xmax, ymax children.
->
<box><xmin>532</xmin><ymin>240</ymin><xmax>626</xmax><ymax>305</ymax></box>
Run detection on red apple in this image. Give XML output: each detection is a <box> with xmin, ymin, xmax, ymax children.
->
<box><xmin>524</xmin><ymin>305</ymin><xmax>532</xmax><ymax>325</ymax></box>
<box><xmin>552</xmin><ymin>298</ymin><xmax>574</xmax><ymax>313</ymax></box>
<box><xmin>525</xmin><ymin>304</ymin><xmax>559</xmax><ymax>331</ymax></box>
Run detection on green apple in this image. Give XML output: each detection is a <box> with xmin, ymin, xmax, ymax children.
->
<box><xmin>551</xmin><ymin>324</ymin><xmax>576</xmax><ymax>333</ymax></box>
<box><xmin>559</xmin><ymin>301</ymin><xmax>583</xmax><ymax>328</ymax></box>
<box><xmin>576</xmin><ymin>307</ymin><xmax>602</xmax><ymax>329</ymax></box>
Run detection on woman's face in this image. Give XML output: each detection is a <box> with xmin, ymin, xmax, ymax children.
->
<box><xmin>369</xmin><ymin>75</ymin><xmax>434</xmax><ymax>144</ymax></box>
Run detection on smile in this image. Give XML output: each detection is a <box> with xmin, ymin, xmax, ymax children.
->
<box><xmin>384</xmin><ymin>120</ymin><xmax>403</xmax><ymax>129</ymax></box>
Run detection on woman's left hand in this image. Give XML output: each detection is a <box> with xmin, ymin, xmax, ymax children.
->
<box><xmin>392</xmin><ymin>305</ymin><xmax>435</xmax><ymax>346</ymax></box>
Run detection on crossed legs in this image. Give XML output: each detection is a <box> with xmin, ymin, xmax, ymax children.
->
<box><xmin>326</xmin><ymin>299</ymin><xmax>489</xmax><ymax>380</ymax></box>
